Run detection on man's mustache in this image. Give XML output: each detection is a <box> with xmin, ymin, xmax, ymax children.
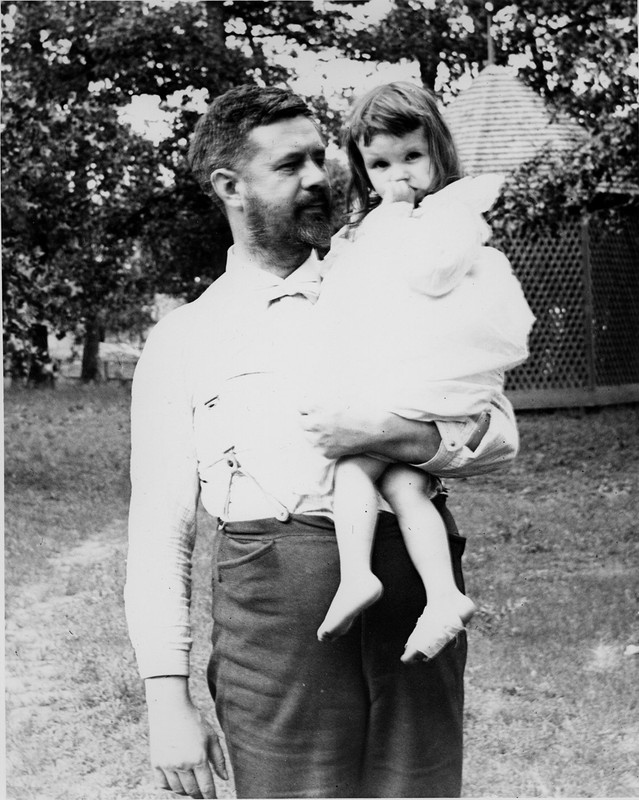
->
<box><xmin>298</xmin><ymin>188</ymin><xmax>332</xmax><ymax>216</ymax></box>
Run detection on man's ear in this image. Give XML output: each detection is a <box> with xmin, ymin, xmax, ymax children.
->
<box><xmin>211</xmin><ymin>168</ymin><xmax>243</xmax><ymax>209</ymax></box>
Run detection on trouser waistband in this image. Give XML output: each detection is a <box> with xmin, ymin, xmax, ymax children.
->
<box><xmin>219</xmin><ymin>490</ymin><xmax>453</xmax><ymax>538</ymax></box>
<box><xmin>218</xmin><ymin>510</ymin><xmax>431</xmax><ymax>541</ymax></box>
<box><xmin>220</xmin><ymin>513</ymin><xmax>334</xmax><ymax>536</ymax></box>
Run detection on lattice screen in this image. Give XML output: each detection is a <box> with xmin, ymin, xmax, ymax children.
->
<box><xmin>494</xmin><ymin>208</ymin><xmax>639</xmax><ymax>405</ymax></box>
<box><xmin>590</xmin><ymin>213</ymin><xmax>639</xmax><ymax>385</ymax></box>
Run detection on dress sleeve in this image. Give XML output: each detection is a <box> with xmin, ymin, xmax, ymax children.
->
<box><xmin>124</xmin><ymin>310</ymin><xmax>201</xmax><ymax>679</ymax></box>
<box><xmin>412</xmin><ymin>391</ymin><xmax>520</xmax><ymax>478</ymax></box>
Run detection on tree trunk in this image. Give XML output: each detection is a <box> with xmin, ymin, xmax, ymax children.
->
<box><xmin>417</xmin><ymin>9</ymin><xmax>438</xmax><ymax>90</ymax></box>
<box><xmin>81</xmin><ymin>317</ymin><xmax>103</xmax><ymax>382</ymax></box>
<box><xmin>27</xmin><ymin>323</ymin><xmax>51</xmax><ymax>385</ymax></box>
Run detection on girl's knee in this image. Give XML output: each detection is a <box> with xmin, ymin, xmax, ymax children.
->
<box><xmin>380</xmin><ymin>464</ymin><xmax>432</xmax><ymax>503</ymax></box>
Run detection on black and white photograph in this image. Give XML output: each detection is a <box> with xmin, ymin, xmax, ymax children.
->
<box><xmin>3</xmin><ymin>1</ymin><xmax>638</xmax><ymax>798</ymax></box>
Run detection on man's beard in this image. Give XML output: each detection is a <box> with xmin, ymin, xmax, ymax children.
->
<box><xmin>245</xmin><ymin>191</ymin><xmax>332</xmax><ymax>253</ymax></box>
<box><xmin>297</xmin><ymin>207</ymin><xmax>333</xmax><ymax>250</ymax></box>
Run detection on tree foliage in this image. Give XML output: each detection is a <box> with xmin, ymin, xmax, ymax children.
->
<box><xmin>487</xmin><ymin>1</ymin><xmax>636</xmax><ymax>125</ymax></box>
<box><xmin>485</xmin><ymin>2</ymin><xmax>638</xmax><ymax>236</ymax></box>
<box><xmin>2</xmin><ymin>2</ymin><xmax>164</xmax><ymax>378</ymax></box>
<box><xmin>2</xmin><ymin>0</ymin><xmax>636</xmax><ymax>379</ymax></box>
<box><xmin>1</xmin><ymin>0</ymin><xmax>363</xmax><ymax>378</ymax></box>
<box><xmin>331</xmin><ymin>0</ymin><xmax>638</xmax><ymax>232</ymax></box>
<box><xmin>327</xmin><ymin>0</ymin><xmax>636</xmax><ymax>116</ymax></box>
<box><xmin>321</xmin><ymin>0</ymin><xmax>491</xmax><ymax>91</ymax></box>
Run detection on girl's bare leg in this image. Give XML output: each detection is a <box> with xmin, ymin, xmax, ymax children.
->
<box><xmin>380</xmin><ymin>464</ymin><xmax>476</xmax><ymax>663</ymax></box>
<box><xmin>317</xmin><ymin>455</ymin><xmax>386</xmax><ymax>641</ymax></box>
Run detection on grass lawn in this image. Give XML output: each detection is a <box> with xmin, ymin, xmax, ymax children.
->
<box><xmin>4</xmin><ymin>384</ymin><xmax>639</xmax><ymax>798</ymax></box>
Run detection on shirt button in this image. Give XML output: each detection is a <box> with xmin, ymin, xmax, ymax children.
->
<box><xmin>275</xmin><ymin>509</ymin><xmax>290</xmax><ymax>522</ymax></box>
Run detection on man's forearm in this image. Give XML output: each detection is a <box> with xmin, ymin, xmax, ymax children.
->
<box><xmin>365</xmin><ymin>413</ymin><xmax>443</xmax><ymax>464</ymax></box>
<box><xmin>298</xmin><ymin>399</ymin><xmax>490</xmax><ymax>464</ymax></box>
<box><xmin>146</xmin><ymin>674</ymin><xmax>190</xmax><ymax>705</ymax></box>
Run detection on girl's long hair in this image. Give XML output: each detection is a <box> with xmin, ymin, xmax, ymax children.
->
<box><xmin>343</xmin><ymin>82</ymin><xmax>463</xmax><ymax>226</ymax></box>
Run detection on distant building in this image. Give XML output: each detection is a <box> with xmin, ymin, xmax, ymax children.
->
<box><xmin>444</xmin><ymin>64</ymin><xmax>583</xmax><ymax>176</ymax></box>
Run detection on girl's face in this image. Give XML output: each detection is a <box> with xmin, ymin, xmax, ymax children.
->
<box><xmin>359</xmin><ymin>128</ymin><xmax>435</xmax><ymax>205</ymax></box>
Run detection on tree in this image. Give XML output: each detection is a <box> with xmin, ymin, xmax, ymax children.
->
<box><xmin>306</xmin><ymin>0</ymin><xmax>493</xmax><ymax>92</ymax></box>
<box><xmin>325</xmin><ymin>0</ymin><xmax>638</xmax><ymax>229</ymax></box>
<box><xmin>2</xmin><ymin>2</ymin><xmax>164</xmax><ymax>379</ymax></box>
<box><xmin>322</xmin><ymin>0</ymin><xmax>636</xmax><ymax>112</ymax></box>
<box><xmin>11</xmin><ymin>0</ymin><xmax>631</xmax><ymax>381</ymax></box>
<box><xmin>85</xmin><ymin>0</ymin><xmax>366</xmax><ymax>288</ymax></box>
<box><xmin>482</xmin><ymin>2</ymin><xmax>638</xmax><ymax>234</ymax></box>
<box><xmin>1</xmin><ymin>0</ymin><xmax>367</xmax><ymax>379</ymax></box>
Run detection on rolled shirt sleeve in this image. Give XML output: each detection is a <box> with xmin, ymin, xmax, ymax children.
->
<box><xmin>413</xmin><ymin>392</ymin><xmax>519</xmax><ymax>477</ymax></box>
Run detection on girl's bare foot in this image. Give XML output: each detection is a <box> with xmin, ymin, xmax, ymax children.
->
<box><xmin>401</xmin><ymin>594</ymin><xmax>476</xmax><ymax>664</ymax></box>
<box><xmin>318</xmin><ymin>573</ymin><xmax>384</xmax><ymax>641</ymax></box>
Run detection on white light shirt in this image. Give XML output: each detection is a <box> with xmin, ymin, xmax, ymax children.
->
<box><xmin>126</xmin><ymin>246</ymin><xmax>520</xmax><ymax>678</ymax></box>
<box><xmin>192</xmin><ymin>250</ymin><xmax>336</xmax><ymax>521</ymax></box>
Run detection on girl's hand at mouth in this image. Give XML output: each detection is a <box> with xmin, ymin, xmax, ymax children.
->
<box><xmin>383</xmin><ymin>179</ymin><xmax>416</xmax><ymax>206</ymax></box>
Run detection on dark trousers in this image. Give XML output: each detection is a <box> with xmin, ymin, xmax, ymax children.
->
<box><xmin>208</xmin><ymin>503</ymin><xmax>467</xmax><ymax>799</ymax></box>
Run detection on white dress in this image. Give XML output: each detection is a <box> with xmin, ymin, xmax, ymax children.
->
<box><xmin>303</xmin><ymin>175</ymin><xmax>535</xmax><ymax>421</ymax></box>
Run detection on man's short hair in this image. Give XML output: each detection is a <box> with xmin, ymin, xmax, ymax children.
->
<box><xmin>188</xmin><ymin>84</ymin><xmax>314</xmax><ymax>207</ymax></box>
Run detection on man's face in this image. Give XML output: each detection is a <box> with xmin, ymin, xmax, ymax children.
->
<box><xmin>237</xmin><ymin>116</ymin><xmax>332</xmax><ymax>252</ymax></box>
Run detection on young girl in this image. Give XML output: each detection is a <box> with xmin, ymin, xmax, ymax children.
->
<box><xmin>310</xmin><ymin>82</ymin><xmax>535</xmax><ymax>662</ymax></box>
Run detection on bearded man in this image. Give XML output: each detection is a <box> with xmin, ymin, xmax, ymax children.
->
<box><xmin>125</xmin><ymin>84</ymin><xmax>518</xmax><ymax>799</ymax></box>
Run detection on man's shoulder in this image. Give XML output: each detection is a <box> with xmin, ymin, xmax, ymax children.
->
<box><xmin>145</xmin><ymin>273</ymin><xmax>232</xmax><ymax>346</ymax></box>
<box><xmin>161</xmin><ymin>273</ymin><xmax>230</xmax><ymax>320</ymax></box>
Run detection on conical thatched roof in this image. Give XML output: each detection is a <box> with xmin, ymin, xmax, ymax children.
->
<box><xmin>444</xmin><ymin>64</ymin><xmax>584</xmax><ymax>176</ymax></box>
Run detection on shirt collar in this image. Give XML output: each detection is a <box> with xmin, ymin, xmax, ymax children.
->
<box><xmin>225</xmin><ymin>245</ymin><xmax>322</xmax><ymax>289</ymax></box>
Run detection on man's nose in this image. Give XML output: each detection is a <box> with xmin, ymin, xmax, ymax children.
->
<box><xmin>301</xmin><ymin>158</ymin><xmax>328</xmax><ymax>189</ymax></box>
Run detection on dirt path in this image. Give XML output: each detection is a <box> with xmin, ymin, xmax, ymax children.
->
<box><xmin>5</xmin><ymin>523</ymin><xmax>166</xmax><ymax>800</ymax></box>
<box><xmin>6</xmin><ymin>532</ymin><xmax>121</xmax><ymax>727</ymax></box>
<box><xmin>5</xmin><ymin>519</ymin><xmax>233</xmax><ymax>800</ymax></box>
